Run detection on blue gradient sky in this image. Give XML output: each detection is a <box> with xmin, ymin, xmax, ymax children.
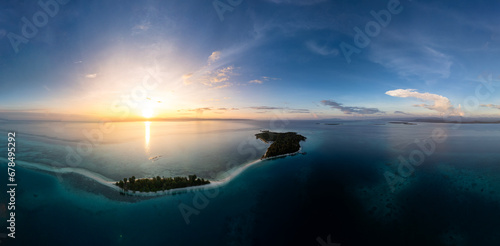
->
<box><xmin>1</xmin><ymin>0</ymin><xmax>500</xmax><ymax>120</ymax></box>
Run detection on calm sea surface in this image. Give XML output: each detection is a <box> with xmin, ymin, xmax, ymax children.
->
<box><xmin>1</xmin><ymin>120</ymin><xmax>499</xmax><ymax>245</ymax></box>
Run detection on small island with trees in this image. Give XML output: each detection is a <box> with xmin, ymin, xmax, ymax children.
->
<box><xmin>115</xmin><ymin>175</ymin><xmax>210</xmax><ymax>193</ymax></box>
<box><xmin>255</xmin><ymin>131</ymin><xmax>307</xmax><ymax>159</ymax></box>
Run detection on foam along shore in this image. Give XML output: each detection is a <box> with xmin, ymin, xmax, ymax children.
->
<box><xmin>2</xmin><ymin>157</ymin><xmax>257</xmax><ymax>197</ymax></box>
<box><xmin>2</xmin><ymin>158</ymin><xmax>209</xmax><ymax>196</ymax></box>
<box><xmin>3</xmin><ymin>147</ymin><xmax>304</xmax><ymax>198</ymax></box>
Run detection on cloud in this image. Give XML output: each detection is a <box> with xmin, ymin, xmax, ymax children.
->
<box><xmin>183</xmin><ymin>51</ymin><xmax>235</xmax><ymax>89</ymax></box>
<box><xmin>204</xmin><ymin>66</ymin><xmax>234</xmax><ymax>85</ymax></box>
<box><xmin>214</xmin><ymin>108</ymin><xmax>239</xmax><ymax>113</ymax></box>
<box><xmin>132</xmin><ymin>23</ymin><xmax>150</xmax><ymax>31</ymax></box>
<box><xmin>182</xmin><ymin>73</ymin><xmax>193</xmax><ymax>85</ymax></box>
<box><xmin>394</xmin><ymin>111</ymin><xmax>410</xmax><ymax>115</ymax></box>
<box><xmin>369</xmin><ymin>35</ymin><xmax>453</xmax><ymax>82</ymax></box>
<box><xmin>188</xmin><ymin>107</ymin><xmax>212</xmax><ymax>114</ymax></box>
<box><xmin>208</xmin><ymin>51</ymin><xmax>221</xmax><ymax>64</ymax></box>
<box><xmin>386</xmin><ymin>89</ymin><xmax>463</xmax><ymax>115</ymax></box>
<box><xmin>287</xmin><ymin>109</ymin><xmax>310</xmax><ymax>114</ymax></box>
<box><xmin>187</xmin><ymin>65</ymin><xmax>235</xmax><ymax>89</ymax></box>
<box><xmin>306</xmin><ymin>41</ymin><xmax>339</xmax><ymax>56</ymax></box>
<box><xmin>85</xmin><ymin>73</ymin><xmax>97</xmax><ymax>79</ymax></box>
<box><xmin>186</xmin><ymin>50</ymin><xmax>275</xmax><ymax>89</ymax></box>
<box><xmin>249</xmin><ymin>79</ymin><xmax>263</xmax><ymax>84</ymax></box>
<box><xmin>0</xmin><ymin>108</ymin><xmax>47</xmax><ymax>113</ymax></box>
<box><xmin>248</xmin><ymin>106</ymin><xmax>310</xmax><ymax>114</ymax></box>
<box><xmin>480</xmin><ymin>104</ymin><xmax>500</xmax><ymax>110</ymax></box>
<box><xmin>248</xmin><ymin>76</ymin><xmax>279</xmax><ymax>85</ymax></box>
<box><xmin>180</xmin><ymin>107</ymin><xmax>239</xmax><ymax>115</ymax></box>
<box><xmin>216</xmin><ymin>107</ymin><xmax>236</xmax><ymax>111</ymax></box>
<box><xmin>131</xmin><ymin>20</ymin><xmax>152</xmax><ymax>35</ymax></box>
<box><xmin>321</xmin><ymin>100</ymin><xmax>384</xmax><ymax>115</ymax></box>
<box><xmin>249</xmin><ymin>106</ymin><xmax>284</xmax><ymax>110</ymax></box>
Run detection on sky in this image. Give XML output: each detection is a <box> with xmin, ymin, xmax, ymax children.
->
<box><xmin>1</xmin><ymin>0</ymin><xmax>500</xmax><ymax>121</ymax></box>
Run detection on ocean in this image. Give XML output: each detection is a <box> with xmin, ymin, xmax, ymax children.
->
<box><xmin>1</xmin><ymin>120</ymin><xmax>499</xmax><ymax>245</ymax></box>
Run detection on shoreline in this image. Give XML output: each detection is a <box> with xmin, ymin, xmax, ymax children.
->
<box><xmin>260</xmin><ymin>147</ymin><xmax>303</xmax><ymax>160</ymax></box>
<box><xmin>5</xmin><ymin>158</ymin><xmax>218</xmax><ymax>197</ymax></box>
<box><xmin>0</xmin><ymin>131</ymin><xmax>306</xmax><ymax>200</ymax></box>
<box><xmin>0</xmin><ymin>148</ymin><xmax>304</xmax><ymax>199</ymax></box>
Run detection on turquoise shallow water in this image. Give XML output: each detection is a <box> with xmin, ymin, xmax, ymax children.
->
<box><xmin>1</xmin><ymin>120</ymin><xmax>500</xmax><ymax>245</ymax></box>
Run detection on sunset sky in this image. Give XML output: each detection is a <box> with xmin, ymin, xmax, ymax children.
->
<box><xmin>1</xmin><ymin>0</ymin><xmax>500</xmax><ymax>121</ymax></box>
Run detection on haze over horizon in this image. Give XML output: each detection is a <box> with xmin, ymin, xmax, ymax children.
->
<box><xmin>2</xmin><ymin>0</ymin><xmax>500</xmax><ymax>121</ymax></box>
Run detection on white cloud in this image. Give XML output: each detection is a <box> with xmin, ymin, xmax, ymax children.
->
<box><xmin>373</xmin><ymin>46</ymin><xmax>452</xmax><ymax>80</ymax></box>
<box><xmin>208</xmin><ymin>51</ymin><xmax>221</xmax><ymax>64</ymax></box>
<box><xmin>369</xmin><ymin>31</ymin><xmax>453</xmax><ymax>82</ymax></box>
<box><xmin>249</xmin><ymin>106</ymin><xmax>311</xmax><ymax>114</ymax></box>
<box><xmin>133</xmin><ymin>24</ymin><xmax>150</xmax><ymax>31</ymax></box>
<box><xmin>182</xmin><ymin>51</ymin><xmax>234</xmax><ymax>89</ymax></box>
<box><xmin>306</xmin><ymin>41</ymin><xmax>339</xmax><ymax>56</ymax></box>
<box><xmin>480</xmin><ymin>104</ymin><xmax>500</xmax><ymax>110</ymax></box>
<box><xmin>182</xmin><ymin>73</ymin><xmax>193</xmax><ymax>85</ymax></box>
<box><xmin>248</xmin><ymin>76</ymin><xmax>279</xmax><ymax>85</ymax></box>
<box><xmin>132</xmin><ymin>21</ymin><xmax>151</xmax><ymax>35</ymax></box>
<box><xmin>188</xmin><ymin>107</ymin><xmax>212</xmax><ymax>115</ymax></box>
<box><xmin>203</xmin><ymin>66</ymin><xmax>234</xmax><ymax>87</ymax></box>
<box><xmin>249</xmin><ymin>79</ymin><xmax>263</xmax><ymax>84</ymax></box>
<box><xmin>386</xmin><ymin>89</ymin><xmax>463</xmax><ymax>115</ymax></box>
<box><xmin>85</xmin><ymin>73</ymin><xmax>97</xmax><ymax>79</ymax></box>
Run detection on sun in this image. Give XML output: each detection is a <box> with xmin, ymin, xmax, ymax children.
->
<box><xmin>142</xmin><ymin>107</ymin><xmax>154</xmax><ymax>118</ymax></box>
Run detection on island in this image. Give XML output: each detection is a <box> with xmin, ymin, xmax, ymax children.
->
<box><xmin>389</xmin><ymin>121</ymin><xmax>417</xmax><ymax>125</ymax></box>
<box><xmin>115</xmin><ymin>175</ymin><xmax>210</xmax><ymax>193</ymax></box>
<box><xmin>255</xmin><ymin>131</ymin><xmax>307</xmax><ymax>159</ymax></box>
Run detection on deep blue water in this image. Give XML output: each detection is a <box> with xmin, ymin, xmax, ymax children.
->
<box><xmin>1</xmin><ymin>120</ymin><xmax>500</xmax><ymax>245</ymax></box>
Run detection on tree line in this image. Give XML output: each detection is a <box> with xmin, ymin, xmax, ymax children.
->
<box><xmin>255</xmin><ymin>132</ymin><xmax>307</xmax><ymax>158</ymax></box>
<box><xmin>115</xmin><ymin>175</ymin><xmax>210</xmax><ymax>193</ymax></box>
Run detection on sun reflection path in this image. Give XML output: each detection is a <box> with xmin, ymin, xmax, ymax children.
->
<box><xmin>145</xmin><ymin>121</ymin><xmax>151</xmax><ymax>154</ymax></box>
